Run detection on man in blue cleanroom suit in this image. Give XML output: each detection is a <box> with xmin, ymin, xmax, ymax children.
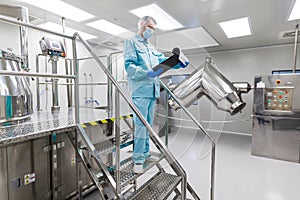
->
<box><xmin>123</xmin><ymin>16</ymin><xmax>188</xmax><ymax>173</ymax></box>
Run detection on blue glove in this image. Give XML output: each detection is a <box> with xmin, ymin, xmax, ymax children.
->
<box><xmin>147</xmin><ymin>68</ymin><xmax>163</xmax><ymax>77</ymax></box>
<box><xmin>180</xmin><ymin>61</ymin><xmax>189</xmax><ymax>68</ymax></box>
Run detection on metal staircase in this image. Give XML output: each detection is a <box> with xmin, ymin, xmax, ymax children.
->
<box><xmin>69</xmin><ymin>33</ymin><xmax>207</xmax><ymax>200</ymax></box>
<box><xmin>73</xmin><ymin>122</ymin><xmax>193</xmax><ymax>199</ymax></box>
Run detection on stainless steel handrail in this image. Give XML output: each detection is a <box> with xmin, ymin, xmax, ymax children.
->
<box><xmin>38</xmin><ymin>82</ymin><xmax>128</xmax><ymax>86</ymax></box>
<box><xmin>0</xmin><ymin>14</ymin><xmax>73</xmax><ymax>39</ymax></box>
<box><xmin>160</xmin><ymin>80</ymin><xmax>216</xmax><ymax>200</ymax></box>
<box><xmin>0</xmin><ymin>70</ymin><xmax>75</xmax><ymax>79</ymax></box>
<box><xmin>74</xmin><ymin>33</ymin><xmax>187</xmax><ymax>199</ymax></box>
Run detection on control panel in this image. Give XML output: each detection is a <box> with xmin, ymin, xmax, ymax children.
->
<box><xmin>264</xmin><ymin>87</ymin><xmax>294</xmax><ymax>111</ymax></box>
<box><xmin>39</xmin><ymin>37</ymin><xmax>66</xmax><ymax>57</ymax></box>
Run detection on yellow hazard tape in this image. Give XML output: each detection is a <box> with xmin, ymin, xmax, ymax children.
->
<box><xmin>90</xmin><ymin>121</ymin><xmax>98</xmax><ymax>126</ymax></box>
<box><xmin>81</xmin><ymin>114</ymin><xmax>133</xmax><ymax>128</ymax></box>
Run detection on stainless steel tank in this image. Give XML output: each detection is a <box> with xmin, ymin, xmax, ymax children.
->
<box><xmin>0</xmin><ymin>49</ymin><xmax>33</xmax><ymax>122</ymax></box>
<box><xmin>168</xmin><ymin>58</ymin><xmax>246</xmax><ymax>115</ymax></box>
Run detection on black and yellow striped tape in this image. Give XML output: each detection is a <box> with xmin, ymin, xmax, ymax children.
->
<box><xmin>81</xmin><ymin>114</ymin><xmax>133</xmax><ymax>128</ymax></box>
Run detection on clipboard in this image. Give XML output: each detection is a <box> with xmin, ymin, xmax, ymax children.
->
<box><xmin>152</xmin><ymin>54</ymin><xmax>180</xmax><ymax>74</ymax></box>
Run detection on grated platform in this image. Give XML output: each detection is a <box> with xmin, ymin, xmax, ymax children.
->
<box><xmin>0</xmin><ymin>107</ymin><xmax>132</xmax><ymax>146</ymax></box>
<box><xmin>126</xmin><ymin>172</ymin><xmax>181</xmax><ymax>200</ymax></box>
<box><xmin>111</xmin><ymin>151</ymin><xmax>164</xmax><ymax>188</ymax></box>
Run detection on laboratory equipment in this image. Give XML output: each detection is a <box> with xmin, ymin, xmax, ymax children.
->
<box><xmin>0</xmin><ymin>49</ymin><xmax>33</xmax><ymax>123</ymax></box>
<box><xmin>168</xmin><ymin>58</ymin><xmax>246</xmax><ymax>115</ymax></box>
<box><xmin>252</xmin><ymin>74</ymin><xmax>300</xmax><ymax>162</ymax></box>
<box><xmin>39</xmin><ymin>37</ymin><xmax>66</xmax><ymax>111</ymax></box>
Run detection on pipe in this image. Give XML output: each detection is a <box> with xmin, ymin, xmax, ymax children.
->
<box><xmin>51</xmin><ymin>56</ymin><xmax>60</xmax><ymax>111</ymax></box>
<box><xmin>19</xmin><ymin>7</ymin><xmax>29</xmax><ymax>69</ymax></box>
<box><xmin>293</xmin><ymin>24</ymin><xmax>299</xmax><ymax>73</ymax></box>
<box><xmin>62</xmin><ymin>17</ymin><xmax>73</xmax><ymax>107</ymax></box>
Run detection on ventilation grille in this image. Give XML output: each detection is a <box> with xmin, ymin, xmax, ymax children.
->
<box><xmin>278</xmin><ymin>30</ymin><xmax>300</xmax><ymax>39</ymax></box>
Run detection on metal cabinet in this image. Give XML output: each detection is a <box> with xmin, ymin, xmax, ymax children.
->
<box><xmin>252</xmin><ymin>74</ymin><xmax>300</xmax><ymax>163</ymax></box>
<box><xmin>0</xmin><ymin>147</ymin><xmax>8</xmax><ymax>200</ymax></box>
<box><xmin>7</xmin><ymin>137</ymin><xmax>51</xmax><ymax>200</ymax></box>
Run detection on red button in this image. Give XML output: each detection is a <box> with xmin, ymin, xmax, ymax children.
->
<box><xmin>285</xmin><ymin>90</ymin><xmax>288</xmax><ymax>94</ymax></box>
<box><xmin>279</xmin><ymin>95</ymin><xmax>282</xmax><ymax>99</ymax></box>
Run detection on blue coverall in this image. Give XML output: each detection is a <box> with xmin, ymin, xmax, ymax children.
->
<box><xmin>124</xmin><ymin>34</ymin><xmax>167</xmax><ymax>164</ymax></box>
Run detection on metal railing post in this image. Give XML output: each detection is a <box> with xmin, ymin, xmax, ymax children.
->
<box><xmin>115</xmin><ymin>90</ymin><xmax>121</xmax><ymax>195</ymax></box>
<box><xmin>211</xmin><ymin>145</ymin><xmax>216</xmax><ymax>200</ymax></box>
<box><xmin>72</xmin><ymin>37</ymin><xmax>80</xmax><ymax>124</ymax></box>
<box><xmin>293</xmin><ymin>24</ymin><xmax>299</xmax><ymax>73</ymax></box>
<box><xmin>107</xmin><ymin>54</ymin><xmax>113</xmax><ymax>117</ymax></box>
<box><xmin>36</xmin><ymin>54</ymin><xmax>42</xmax><ymax>111</ymax></box>
<box><xmin>165</xmin><ymin>92</ymin><xmax>169</xmax><ymax>146</ymax></box>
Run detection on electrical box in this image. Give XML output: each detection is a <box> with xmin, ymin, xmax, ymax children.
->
<box><xmin>39</xmin><ymin>37</ymin><xmax>66</xmax><ymax>57</ymax></box>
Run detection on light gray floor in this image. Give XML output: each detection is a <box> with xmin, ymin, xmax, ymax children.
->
<box><xmin>84</xmin><ymin>128</ymin><xmax>300</xmax><ymax>200</ymax></box>
<box><xmin>166</xmin><ymin>128</ymin><xmax>300</xmax><ymax>200</ymax></box>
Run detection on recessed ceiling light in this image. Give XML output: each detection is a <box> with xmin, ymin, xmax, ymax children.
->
<box><xmin>38</xmin><ymin>22</ymin><xmax>97</xmax><ymax>40</ymax></box>
<box><xmin>18</xmin><ymin>0</ymin><xmax>94</xmax><ymax>22</ymax></box>
<box><xmin>87</xmin><ymin>19</ymin><xmax>134</xmax><ymax>39</ymax></box>
<box><xmin>288</xmin><ymin>0</ymin><xmax>300</xmax><ymax>21</ymax></box>
<box><xmin>129</xmin><ymin>3</ymin><xmax>184</xmax><ymax>31</ymax></box>
<box><xmin>219</xmin><ymin>17</ymin><xmax>252</xmax><ymax>38</ymax></box>
<box><xmin>157</xmin><ymin>26</ymin><xmax>219</xmax><ymax>51</ymax></box>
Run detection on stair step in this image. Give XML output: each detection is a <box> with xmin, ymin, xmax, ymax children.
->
<box><xmin>91</xmin><ymin>130</ymin><xmax>133</xmax><ymax>155</ymax></box>
<box><xmin>126</xmin><ymin>172</ymin><xmax>181</xmax><ymax>200</ymax></box>
<box><xmin>110</xmin><ymin>152</ymin><xmax>164</xmax><ymax>188</ymax></box>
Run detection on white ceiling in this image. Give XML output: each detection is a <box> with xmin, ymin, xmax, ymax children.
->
<box><xmin>0</xmin><ymin>0</ymin><xmax>300</xmax><ymax>53</ymax></box>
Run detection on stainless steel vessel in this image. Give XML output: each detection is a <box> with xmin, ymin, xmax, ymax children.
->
<box><xmin>252</xmin><ymin>74</ymin><xmax>300</xmax><ymax>163</ymax></box>
<box><xmin>0</xmin><ymin>49</ymin><xmax>33</xmax><ymax>122</ymax></box>
<box><xmin>168</xmin><ymin>58</ymin><xmax>246</xmax><ymax>115</ymax></box>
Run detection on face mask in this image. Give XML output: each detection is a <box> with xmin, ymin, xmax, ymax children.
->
<box><xmin>143</xmin><ymin>28</ymin><xmax>153</xmax><ymax>39</ymax></box>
